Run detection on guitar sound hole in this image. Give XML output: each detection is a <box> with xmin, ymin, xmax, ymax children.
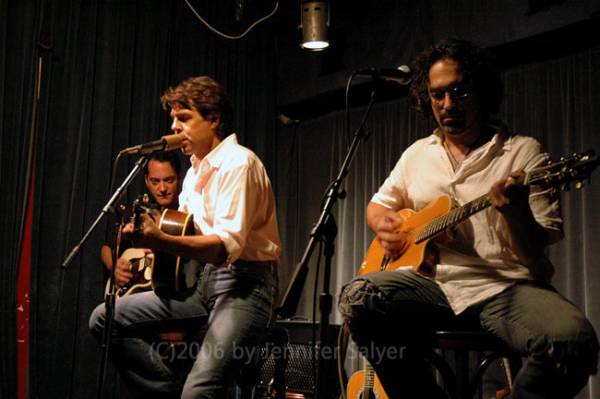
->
<box><xmin>380</xmin><ymin>256</ymin><xmax>390</xmax><ymax>271</ymax></box>
<box><xmin>357</xmin><ymin>390</ymin><xmax>378</xmax><ymax>399</ymax></box>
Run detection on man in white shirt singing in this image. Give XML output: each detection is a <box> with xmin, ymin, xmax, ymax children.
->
<box><xmin>90</xmin><ymin>76</ymin><xmax>281</xmax><ymax>399</ymax></box>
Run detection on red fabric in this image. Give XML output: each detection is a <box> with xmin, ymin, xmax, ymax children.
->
<box><xmin>16</xmin><ymin>162</ymin><xmax>34</xmax><ymax>399</ymax></box>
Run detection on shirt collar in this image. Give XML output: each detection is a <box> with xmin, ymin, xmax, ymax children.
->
<box><xmin>426</xmin><ymin>120</ymin><xmax>511</xmax><ymax>153</ymax></box>
<box><xmin>190</xmin><ymin>133</ymin><xmax>238</xmax><ymax>173</ymax></box>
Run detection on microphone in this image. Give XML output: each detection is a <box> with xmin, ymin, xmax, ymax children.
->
<box><xmin>121</xmin><ymin>134</ymin><xmax>184</xmax><ymax>155</ymax></box>
<box><xmin>354</xmin><ymin>65</ymin><xmax>412</xmax><ymax>85</ymax></box>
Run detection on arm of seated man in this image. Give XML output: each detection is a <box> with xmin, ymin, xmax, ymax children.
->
<box><xmin>100</xmin><ymin>244</ymin><xmax>136</xmax><ymax>286</ymax></box>
<box><xmin>122</xmin><ymin>213</ymin><xmax>227</xmax><ymax>266</ymax></box>
<box><xmin>489</xmin><ymin>171</ymin><xmax>549</xmax><ymax>266</ymax></box>
<box><xmin>367</xmin><ymin>201</ymin><xmax>411</xmax><ymax>259</ymax></box>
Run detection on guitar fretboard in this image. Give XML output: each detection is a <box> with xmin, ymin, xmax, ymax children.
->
<box><xmin>414</xmin><ymin>171</ymin><xmax>537</xmax><ymax>244</ymax></box>
<box><xmin>415</xmin><ymin>194</ymin><xmax>491</xmax><ymax>243</ymax></box>
<box><xmin>363</xmin><ymin>362</ymin><xmax>375</xmax><ymax>396</ymax></box>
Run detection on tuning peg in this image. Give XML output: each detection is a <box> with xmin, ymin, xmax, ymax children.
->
<box><xmin>575</xmin><ymin>181</ymin><xmax>584</xmax><ymax>190</ymax></box>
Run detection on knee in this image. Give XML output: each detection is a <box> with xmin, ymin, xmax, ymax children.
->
<box><xmin>535</xmin><ymin>317</ymin><xmax>599</xmax><ymax>377</ymax></box>
<box><xmin>338</xmin><ymin>278</ymin><xmax>387</xmax><ymax>341</ymax></box>
<box><xmin>561</xmin><ymin>318</ymin><xmax>598</xmax><ymax>375</ymax></box>
<box><xmin>88</xmin><ymin>303</ymin><xmax>106</xmax><ymax>339</ymax></box>
<box><xmin>338</xmin><ymin>278</ymin><xmax>385</xmax><ymax>319</ymax></box>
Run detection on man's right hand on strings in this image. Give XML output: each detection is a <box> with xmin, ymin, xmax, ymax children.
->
<box><xmin>367</xmin><ymin>202</ymin><xmax>410</xmax><ymax>259</ymax></box>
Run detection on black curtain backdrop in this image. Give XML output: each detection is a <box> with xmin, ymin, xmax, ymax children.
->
<box><xmin>2</xmin><ymin>1</ymin><xmax>600</xmax><ymax>399</ymax></box>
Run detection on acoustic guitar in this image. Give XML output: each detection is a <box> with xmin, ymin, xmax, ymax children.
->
<box><xmin>150</xmin><ymin>208</ymin><xmax>202</xmax><ymax>298</ymax></box>
<box><xmin>346</xmin><ymin>360</ymin><xmax>388</xmax><ymax>399</ymax></box>
<box><xmin>358</xmin><ymin>150</ymin><xmax>599</xmax><ymax>276</ymax></box>
<box><xmin>127</xmin><ymin>195</ymin><xmax>201</xmax><ymax>298</ymax></box>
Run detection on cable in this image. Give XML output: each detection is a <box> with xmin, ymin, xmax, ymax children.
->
<box><xmin>183</xmin><ymin>0</ymin><xmax>279</xmax><ymax>40</ymax></box>
<box><xmin>345</xmin><ymin>73</ymin><xmax>356</xmax><ymax>142</ymax></box>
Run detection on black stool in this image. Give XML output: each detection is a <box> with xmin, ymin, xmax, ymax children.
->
<box><xmin>237</xmin><ymin>324</ymin><xmax>289</xmax><ymax>399</ymax></box>
<box><xmin>427</xmin><ymin>330</ymin><xmax>521</xmax><ymax>399</ymax></box>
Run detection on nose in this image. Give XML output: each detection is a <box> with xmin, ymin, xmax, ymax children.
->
<box><xmin>158</xmin><ymin>181</ymin><xmax>167</xmax><ymax>192</ymax></box>
<box><xmin>441</xmin><ymin>92</ymin><xmax>456</xmax><ymax>110</ymax></box>
<box><xmin>171</xmin><ymin>118</ymin><xmax>182</xmax><ymax>134</ymax></box>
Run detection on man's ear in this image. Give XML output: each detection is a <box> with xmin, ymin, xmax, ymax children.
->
<box><xmin>209</xmin><ymin>112</ymin><xmax>221</xmax><ymax>130</ymax></box>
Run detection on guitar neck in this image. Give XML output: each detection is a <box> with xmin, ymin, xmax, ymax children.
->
<box><xmin>416</xmin><ymin>173</ymin><xmax>534</xmax><ymax>244</ymax></box>
<box><xmin>416</xmin><ymin>194</ymin><xmax>491</xmax><ymax>243</ymax></box>
<box><xmin>363</xmin><ymin>362</ymin><xmax>375</xmax><ymax>391</ymax></box>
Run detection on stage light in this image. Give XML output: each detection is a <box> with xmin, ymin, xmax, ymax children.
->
<box><xmin>300</xmin><ymin>1</ymin><xmax>329</xmax><ymax>51</ymax></box>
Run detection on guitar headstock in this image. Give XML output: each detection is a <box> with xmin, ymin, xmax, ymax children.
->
<box><xmin>131</xmin><ymin>194</ymin><xmax>161</xmax><ymax>231</ymax></box>
<box><xmin>525</xmin><ymin>150</ymin><xmax>599</xmax><ymax>191</ymax></box>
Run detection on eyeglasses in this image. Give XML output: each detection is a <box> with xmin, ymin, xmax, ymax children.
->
<box><xmin>429</xmin><ymin>84</ymin><xmax>471</xmax><ymax>104</ymax></box>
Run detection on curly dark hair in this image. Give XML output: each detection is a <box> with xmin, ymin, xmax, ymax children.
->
<box><xmin>160</xmin><ymin>76</ymin><xmax>234</xmax><ymax>138</ymax></box>
<box><xmin>409</xmin><ymin>38</ymin><xmax>502</xmax><ymax>119</ymax></box>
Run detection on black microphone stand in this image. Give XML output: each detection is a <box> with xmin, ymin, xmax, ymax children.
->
<box><xmin>278</xmin><ymin>86</ymin><xmax>378</xmax><ymax>398</ymax></box>
<box><xmin>62</xmin><ymin>153</ymin><xmax>149</xmax><ymax>399</ymax></box>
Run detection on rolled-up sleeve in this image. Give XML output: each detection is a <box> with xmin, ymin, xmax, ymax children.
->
<box><xmin>210</xmin><ymin>164</ymin><xmax>253</xmax><ymax>264</ymax></box>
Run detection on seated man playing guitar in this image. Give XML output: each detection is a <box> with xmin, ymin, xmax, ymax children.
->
<box><xmin>100</xmin><ymin>151</ymin><xmax>182</xmax><ymax>295</ymax></box>
<box><xmin>89</xmin><ymin>76</ymin><xmax>281</xmax><ymax>398</ymax></box>
<box><xmin>338</xmin><ymin>39</ymin><xmax>598</xmax><ymax>399</ymax></box>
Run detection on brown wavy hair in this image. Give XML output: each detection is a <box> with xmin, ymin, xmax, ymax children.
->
<box><xmin>160</xmin><ymin>76</ymin><xmax>234</xmax><ymax>138</ymax></box>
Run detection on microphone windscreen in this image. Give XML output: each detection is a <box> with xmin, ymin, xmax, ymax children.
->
<box><xmin>162</xmin><ymin>134</ymin><xmax>184</xmax><ymax>151</ymax></box>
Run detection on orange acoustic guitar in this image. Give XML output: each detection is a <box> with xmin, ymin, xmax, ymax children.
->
<box><xmin>346</xmin><ymin>360</ymin><xmax>388</xmax><ymax>399</ymax></box>
<box><xmin>358</xmin><ymin>151</ymin><xmax>599</xmax><ymax>276</ymax></box>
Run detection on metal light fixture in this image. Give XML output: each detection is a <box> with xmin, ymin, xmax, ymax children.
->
<box><xmin>300</xmin><ymin>1</ymin><xmax>329</xmax><ymax>51</ymax></box>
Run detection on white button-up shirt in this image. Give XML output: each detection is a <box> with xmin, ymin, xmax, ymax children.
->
<box><xmin>372</xmin><ymin>126</ymin><xmax>563</xmax><ymax>314</ymax></box>
<box><xmin>179</xmin><ymin>134</ymin><xmax>281</xmax><ymax>265</ymax></box>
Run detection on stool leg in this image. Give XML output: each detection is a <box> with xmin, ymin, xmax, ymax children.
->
<box><xmin>272</xmin><ymin>348</ymin><xmax>287</xmax><ymax>399</ymax></box>
<box><xmin>272</xmin><ymin>332</ymin><xmax>288</xmax><ymax>399</ymax></box>
<box><xmin>427</xmin><ymin>350</ymin><xmax>458</xmax><ymax>399</ymax></box>
<box><xmin>495</xmin><ymin>355</ymin><xmax>521</xmax><ymax>399</ymax></box>
<box><xmin>454</xmin><ymin>349</ymin><xmax>470</xmax><ymax>399</ymax></box>
<box><xmin>467</xmin><ymin>353</ymin><xmax>504</xmax><ymax>399</ymax></box>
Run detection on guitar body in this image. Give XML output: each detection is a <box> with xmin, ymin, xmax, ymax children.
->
<box><xmin>104</xmin><ymin>247</ymin><xmax>152</xmax><ymax>298</ymax></box>
<box><xmin>358</xmin><ymin>195</ymin><xmax>452</xmax><ymax>276</ymax></box>
<box><xmin>151</xmin><ymin>208</ymin><xmax>202</xmax><ymax>298</ymax></box>
<box><xmin>347</xmin><ymin>367</ymin><xmax>388</xmax><ymax>399</ymax></box>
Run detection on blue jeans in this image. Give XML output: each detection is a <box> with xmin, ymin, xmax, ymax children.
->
<box><xmin>338</xmin><ymin>269</ymin><xmax>598</xmax><ymax>399</ymax></box>
<box><xmin>89</xmin><ymin>261</ymin><xmax>278</xmax><ymax>399</ymax></box>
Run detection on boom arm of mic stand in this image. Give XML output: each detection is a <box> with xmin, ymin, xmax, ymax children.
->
<box><xmin>61</xmin><ymin>154</ymin><xmax>149</xmax><ymax>268</ymax></box>
<box><xmin>277</xmin><ymin>90</ymin><xmax>377</xmax><ymax>319</ymax></box>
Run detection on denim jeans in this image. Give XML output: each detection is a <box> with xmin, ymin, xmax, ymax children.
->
<box><xmin>338</xmin><ymin>269</ymin><xmax>598</xmax><ymax>399</ymax></box>
<box><xmin>89</xmin><ymin>261</ymin><xmax>278</xmax><ymax>399</ymax></box>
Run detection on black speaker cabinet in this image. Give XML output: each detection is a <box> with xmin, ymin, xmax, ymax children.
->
<box><xmin>256</xmin><ymin>320</ymin><xmax>341</xmax><ymax>398</ymax></box>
